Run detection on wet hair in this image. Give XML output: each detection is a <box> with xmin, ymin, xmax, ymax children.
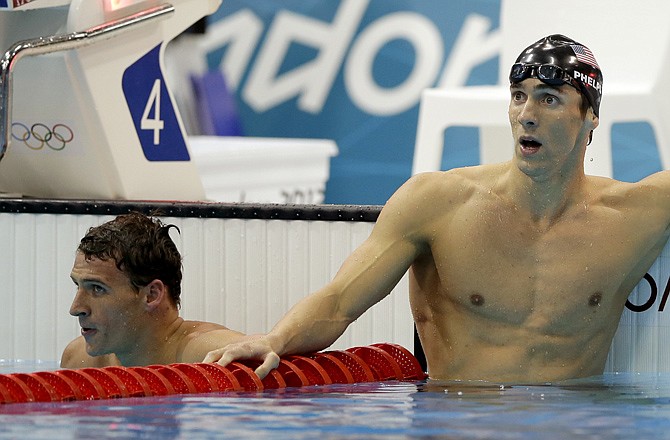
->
<box><xmin>77</xmin><ymin>212</ymin><xmax>183</xmax><ymax>307</ymax></box>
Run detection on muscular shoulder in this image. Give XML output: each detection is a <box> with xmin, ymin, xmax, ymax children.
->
<box><xmin>396</xmin><ymin>165</ymin><xmax>493</xmax><ymax>201</ymax></box>
<box><xmin>592</xmin><ymin>171</ymin><xmax>670</xmax><ymax>210</ymax></box>
<box><xmin>386</xmin><ymin>165</ymin><xmax>499</xmax><ymax>218</ymax></box>
<box><xmin>176</xmin><ymin>321</ymin><xmax>246</xmax><ymax>363</ymax></box>
<box><xmin>589</xmin><ymin>172</ymin><xmax>670</xmax><ymax>234</ymax></box>
<box><xmin>60</xmin><ymin>336</ymin><xmax>120</xmax><ymax>369</ymax></box>
<box><xmin>375</xmin><ymin>165</ymin><xmax>497</xmax><ymax>243</ymax></box>
<box><xmin>635</xmin><ymin>170</ymin><xmax>670</xmax><ymax>206</ymax></box>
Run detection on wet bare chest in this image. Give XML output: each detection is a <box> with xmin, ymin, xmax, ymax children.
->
<box><xmin>427</xmin><ymin>206</ymin><xmax>642</xmax><ymax>330</ymax></box>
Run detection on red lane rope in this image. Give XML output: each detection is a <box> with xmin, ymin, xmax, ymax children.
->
<box><xmin>0</xmin><ymin>343</ymin><xmax>427</xmax><ymax>404</ymax></box>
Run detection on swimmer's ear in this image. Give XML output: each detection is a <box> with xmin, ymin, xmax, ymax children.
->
<box><xmin>585</xmin><ymin>109</ymin><xmax>599</xmax><ymax>146</ymax></box>
<box><xmin>591</xmin><ymin>113</ymin><xmax>599</xmax><ymax>130</ymax></box>
<box><xmin>588</xmin><ymin>107</ymin><xmax>599</xmax><ymax>130</ymax></box>
<box><xmin>143</xmin><ymin>279</ymin><xmax>166</xmax><ymax>311</ymax></box>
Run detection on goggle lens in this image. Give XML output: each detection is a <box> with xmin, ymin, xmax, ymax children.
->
<box><xmin>509</xmin><ymin>63</ymin><xmax>567</xmax><ymax>85</ymax></box>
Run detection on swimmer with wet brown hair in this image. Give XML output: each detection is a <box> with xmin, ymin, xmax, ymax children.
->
<box><xmin>61</xmin><ymin>212</ymin><xmax>246</xmax><ymax>368</ymax></box>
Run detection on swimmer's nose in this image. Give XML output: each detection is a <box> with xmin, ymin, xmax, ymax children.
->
<box><xmin>69</xmin><ymin>288</ymin><xmax>90</xmax><ymax>317</ymax></box>
<box><xmin>517</xmin><ymin>100</ymin><xmax>538</xmax><ymax>128</ymax></box>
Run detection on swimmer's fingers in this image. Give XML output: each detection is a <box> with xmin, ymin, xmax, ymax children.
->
<box><xmin>252</xmin><ymin>352</ymin><xmax>280</xmax><ymax>379</ymax></box>
<box><xmin>202</xmin><ymin>343</ymin><xmax>258</xmax><ymax>366</ymax></box>
<box><xmin>202</xmin><ymin>347</ymin><xmax>229</xmax><ymax>364</ymax></box>
<box><xmin>203</xmin><ymin>337</ymin><xmax>280</xmax><ymax>379</ymax></box>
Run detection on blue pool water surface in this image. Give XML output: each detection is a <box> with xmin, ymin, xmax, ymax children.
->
<box><xmin>1</xmin><ymin>361</ymin><xmax>670</xmax><ymax>439</ymax></box>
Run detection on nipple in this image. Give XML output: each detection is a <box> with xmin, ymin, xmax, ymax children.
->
<box><xmin>588</xmin><ymin>292</ymin><xmax>602</xmax><ymax>307</ymax></box>
<box><xmin>470</xmin><ymin>294</ymin><xmax>485</xmax><ymax>306</ymax></box>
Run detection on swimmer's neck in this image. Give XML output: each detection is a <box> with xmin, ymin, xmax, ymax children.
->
<box><xmin>504</xmin><ymin>161</ymin><xmax>588</xmax><ymax>225</ymax></box>
<box><xmin>115</xmin><ymin>315</ymin><xmax>185</xmax><ymax>366</ymax></box>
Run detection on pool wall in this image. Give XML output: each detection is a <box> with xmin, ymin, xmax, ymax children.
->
<box><xmin>0</xmin><ymin>199</ymin><xmax>668</xmax><ymax>373</ymax></box>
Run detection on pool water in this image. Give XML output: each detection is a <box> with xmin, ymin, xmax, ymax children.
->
<box><xmin>1</xmin><ymin>370</ymin><xmax>670</xmax><ymax>439</ymax></box>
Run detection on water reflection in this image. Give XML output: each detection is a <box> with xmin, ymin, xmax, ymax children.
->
<box><xmin>0</xmin><ymin>396</ymin><xmax>182</xmax><ymax>439</ymax></box>
<box><xmin>0</xmin><ymin>374</ymin><xmax>669</xmax><ymax>439</ymax></box>
<box><xmin>0</xmin><ymin>359</ymin><xmax>60</xmax><ymax>374</ymax></box>
<box><xmin>410</xmin><ymin>374</ymin><xmax>670</xmax><ymax>439</ymax></box>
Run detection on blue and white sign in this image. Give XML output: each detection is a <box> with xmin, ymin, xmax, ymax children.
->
<box><xmin>204</xmin><ymin>0</ymin><xmax>661</xmax><ymax>204</ymax></box>
<box><xmin>123</xmin><ymin>45</ymin><xmax>190</xmax><ymax>162</ymax></box>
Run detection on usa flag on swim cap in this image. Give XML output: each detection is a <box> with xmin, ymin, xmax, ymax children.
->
<box><xmin>571</xmin><ymin>44</ymin><xmax>600</xmax><ymax>69</ymax></box>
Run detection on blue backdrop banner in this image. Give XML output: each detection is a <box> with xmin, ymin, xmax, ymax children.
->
<box><xmin>203</xmin><ymin>0</ymin><xmax>660</xmax><ymax>205</ymax></box>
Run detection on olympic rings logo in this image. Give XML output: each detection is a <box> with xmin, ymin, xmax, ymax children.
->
<box><xmin>11</xmin><ymin>122</ymin><xmax>75</xmax><ymax>151</ymax></box>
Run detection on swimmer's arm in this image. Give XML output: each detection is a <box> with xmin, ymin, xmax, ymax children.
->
<box><xmin>270</xmin><ymin>226</ymin><xmax>419</xmax><ymax>354</ymax></box>
<box><xmin>205</xmin><ymin>173</ymin><xmax>438</xmax><ymax>372</ymax></box>
<box><xmin>205</xmin><ymin>233</ymin><xmax>419</xmax><ymax>374</ymax></box>
<box><xmin>59</xmin><ymin>336</ymin><xmax>120</xmax><ymax>368</ymax></box>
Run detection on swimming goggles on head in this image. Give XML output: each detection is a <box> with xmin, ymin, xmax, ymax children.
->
<box><xmin>509</xmin><ymin>62</ymin><xmax>594</xmax><ymax>110</ymax></box>
<box><xmin>509</xmin><ymin>63</ymin><xmax>575</xmax><ymax>87</ymax></box>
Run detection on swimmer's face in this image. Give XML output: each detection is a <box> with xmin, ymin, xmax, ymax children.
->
<box><xmin>508</xmin><ymin>78</ymin><xmax>598</xmax><ymax>179</ymax></box>
<box><xmin>69</xmin><ymin>252</ymin><xmax>145</xmax><ymax>358</ymax></box>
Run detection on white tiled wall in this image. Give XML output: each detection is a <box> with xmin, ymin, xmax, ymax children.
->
<box><xmin>606</xmin><ymin>250</ymin><xmax>670</xmax><ymax>373</ymax></box>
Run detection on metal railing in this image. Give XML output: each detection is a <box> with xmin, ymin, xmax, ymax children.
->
<box><xmin>0</xmin><ymin>3</ymin><xmax>175</xmax><ymax>163</ymax></box>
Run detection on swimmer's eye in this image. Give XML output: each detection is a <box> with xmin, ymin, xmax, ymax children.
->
<box><xmin>511</xmin><ymin>91</ymin><xmax>525</xmax><ymax>102</ymax></box>
<box><xmin>543</xmin><ymin>94</ymin><xmax>559</xmax><ymax>105</ymax></box>
<box><xmin>79</xmin><ymin>282</ymin><xmax>108</xmax><ymax>296</ymax></box>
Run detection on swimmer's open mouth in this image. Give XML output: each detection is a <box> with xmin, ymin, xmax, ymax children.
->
<box><xmin>81</xmin><ymin>326</ymin><xmax>96</xmax><ymax>336</ymax></box>
<box><xmin>520</xmin><ymin>136</ymin><xmax>542</xmax><ymax>148</ymax></box>
<box><xmin>519</xmin><ymin>136</ymin><xmax>542</xmax><ymax>155</ymax></box>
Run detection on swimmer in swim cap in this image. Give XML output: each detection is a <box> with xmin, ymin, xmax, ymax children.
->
<box><xmin>206</xmin><ymin>34</ymin><xmax>670</xmax><ymax>387</ymax></box>
<box><xmin>509</xmin><ymin>34</ymin><xmax>603</xmax><ymax>118</ymax></box>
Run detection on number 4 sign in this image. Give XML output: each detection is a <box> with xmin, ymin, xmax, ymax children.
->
<box><xmin>122</xmin><ymin>45</ymin><xmax>190</xmax><ymax>161</ymax></box>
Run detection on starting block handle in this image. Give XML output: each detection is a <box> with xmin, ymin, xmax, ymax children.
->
<box><xmin>0</xmin><ymin>3</ymin><xmax>174</xmax><ymax>163</ymax></box>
